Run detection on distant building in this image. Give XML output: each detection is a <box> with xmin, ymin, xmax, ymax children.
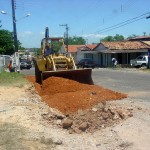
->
<box><xmin>128</xmin><ymin>36</ymin><xmax>150</xmax><ymax>46</ymax></box>
<box><xmin>77</xmin><ymin>44</ymin><xmax>97</xmax><ymax>62</ymax></box>
<box><xmin>127</xmin><ymin>36</ymin><xmax>150</xmax><ymax>41</ymax></box>
<box><xmin>94</xmin><ymin>41</ymin><xmax>150</xmax><ymax>67</ymax></box>
<box><xmin>76</xmin><ymin>41</ymin><xmax>150</xmax><ymax>67</ymax></box>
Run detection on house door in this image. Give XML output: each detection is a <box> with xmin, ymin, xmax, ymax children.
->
<box><xmin>98</xmin><ymin>53</ymin><xmax>103</xmax><ymax>66</ymax></box>
<box><xmin>118</xmin><ymin>53</ymin><xmax>122</xmax><ymax>64</ymax></box>
<box><xmin>101</xmin><ymin>54</ymin><xmax>103</xmax><ymax>66</ymax></box>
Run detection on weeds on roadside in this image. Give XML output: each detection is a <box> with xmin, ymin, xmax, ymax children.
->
<box><xmin>0</xmin><ymin>71</ymin><xmax>28</xmax><ymax>87</ymax></box>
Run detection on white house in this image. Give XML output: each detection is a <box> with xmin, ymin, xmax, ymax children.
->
<box><xmin>60</xmin><ymin>44</ymin><xmax>97</xmax><ymax>63</ymax></box>
<box><xmin>91</xmin><ymin>41</ymin><xmax>150</xmax><ymax>67</ymax></box>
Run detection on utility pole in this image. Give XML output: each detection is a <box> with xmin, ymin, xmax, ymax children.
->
<box><xmin>0</xmin><ymin>20</ymin><xmax>2</xmax><ymax>28</ymax></box>
<box><xmin>60</xmin><ymin>24</ymin><xmax>69</xmax><ymax>52</ymax></box>
<box><xmin>11</xmin><ymin>0</ymin><xmax>18</xmax><ymax>52</ymax></box>
<box><xmin>146</xmin><ymin>15</ymin><xmax>150</xmax><ymax>69</ymax></box>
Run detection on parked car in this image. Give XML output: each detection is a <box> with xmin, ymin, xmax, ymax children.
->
<box><xmin>76</xmin><ymin>58</ymin><xmax>98</xmax><ymax>69</ymax></box>
<box><xmin>20</xmin><ymin>61</ymin><xmax>32</xmax><ymax>70</ymax></box>
<box><xmin>130</xmin><ymin>55</ymin><xmax>148</xmax><ymax>68</ymax></box>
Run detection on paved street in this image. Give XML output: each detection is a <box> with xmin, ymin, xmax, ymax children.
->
<box><xmin>92</xmin><ymin>68</ymin><xmax>150</xmax><ymax>102</ymax></box>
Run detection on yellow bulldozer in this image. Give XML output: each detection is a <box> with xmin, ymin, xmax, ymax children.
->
<box><xmin>33</xmin><ymin>27</ymin><xmax>93</xmax><ymax>84</ymax></box>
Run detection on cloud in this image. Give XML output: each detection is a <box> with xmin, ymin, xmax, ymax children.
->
<box><xmin>40</xmin><ymin>31</ymin><xmax>45</xmax><ymax>35</ymax></box>
<box><xmin>80</xmin><ymin>33</ymin><xmax>107</xmax><ymax>38</ymax></box>
<box><xmin>18</xmin><ymin>31</ymin><xmax>33</xmax><ymax>37</ymax></box>
<box><xmin>18</xmin><ymin>32</ymin><xmax>107</xmax><ymax>47</ymax></box>
<box><xmin>76</xmin><ymin>33</ymin><xmax>108</xmax><ymax>44</ymax></box>
<box><xmin>39</xmin><ymin>31</ymin><xmax>63</xmax><ymax>37</ymax></box>
<box><xmin>18</xmin><ymin>31</ymin><xmax>42</xmax><ymax>48</ymax></box>
<box><xmin>24</xmin><ymin>31</ymin><xmax>33</xmax><ymax>35</ymax></box>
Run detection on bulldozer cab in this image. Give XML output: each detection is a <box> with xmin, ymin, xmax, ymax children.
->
<box><xmin>34</xmin><ymin>27</ymin><xmax>93</xmax><ymax>85</ymax></box>
<box><xmin>41</xmin><ymin>37</ymin><xmax>65</xmax><ymax>56</ymax></box>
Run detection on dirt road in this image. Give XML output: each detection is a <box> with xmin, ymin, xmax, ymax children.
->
<box><xmin>0</xmin><ymin>69</ymin><xmax>150</xmax><ymax>149</ymax></box>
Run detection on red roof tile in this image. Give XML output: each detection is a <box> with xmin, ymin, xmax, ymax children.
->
<box><xmin>78</xmin><ymin>44</ymin><xmax>97</xmax><ymax>51</ymax></box>
<box><xmin>86</xmin><ymin>44</ymin><xmax>97</xmax><ymax>50</ymax></box>
<box><xmin>101</xmin><ymin>41</ymin><xmax>150</xmax><ymax>50</ymax></box>
<box><xmin>68</xmin><ymin>45</ymin><xmax>84</xmax><ymax>53</ymax></box>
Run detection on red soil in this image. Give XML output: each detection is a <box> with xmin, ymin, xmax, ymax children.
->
<box><xmin>26</xmin><ymin>76</ymin><xmax>127</xmax><ymax>114</ymax></box>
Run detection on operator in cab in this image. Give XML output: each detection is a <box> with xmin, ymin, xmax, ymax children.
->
<box><xmin>44</xmin><ymin>45</ymin><xmax>53</xmax><ymax>56</ymax></box>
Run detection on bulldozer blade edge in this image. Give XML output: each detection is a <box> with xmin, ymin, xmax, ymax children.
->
<box><xmin>42</xmin><ymin>68</ymin><xmax>93</xmax><ymax>85</ymax></box>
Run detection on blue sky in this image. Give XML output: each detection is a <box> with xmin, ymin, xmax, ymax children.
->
<box><xmin>0</xmin><ymin>0</ymin><xmax>150</xmax><ymax>48</ymax></box>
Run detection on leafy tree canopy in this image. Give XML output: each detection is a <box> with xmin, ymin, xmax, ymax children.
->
<box><xmin>68</xmin><ymin>36</ymin><xmax>86</xmax><ymax>45</ymax></box>
<box><xmin>0</xmin><ymin>29</ymin><xmax>14</xmax><ymax>55</ymax></box>
<box><xmin>113</xmin><ymin>34</ymin><xmax>124</xmax><ymax>41</ymax></box>
<box><xmin>100</xmin><ymin>34</ymin><xmax>124</xmax><ymax>42</ymax></box>
<box><xmin>127</xmin><ymin>34</ymin><xmax>138</xmax><ymax>39</ymax></box>
<box><xmin>52</xmin><ymin>41</ymin><xmax>63</xmax><ymax>53</ymax></box>
<box><xmin>0</xmin><ymin>29</ymin><xmax>25</xmax><ymax>55</ymax></box>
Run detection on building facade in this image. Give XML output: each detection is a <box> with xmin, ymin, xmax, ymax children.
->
<box><xmin>77</xmin><ymin>41</ymin><xmax>150</xmax><ymax>67</ymax></box>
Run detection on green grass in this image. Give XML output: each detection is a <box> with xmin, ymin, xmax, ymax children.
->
<box><xmin>0</xmin><ymin>71</ymin><xmax>28</xmax><ymax>87</ymax></box>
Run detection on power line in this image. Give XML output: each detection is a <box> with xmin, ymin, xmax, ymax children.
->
<box><xmin>96</xmin><ymin>16</ymin><xmax>146</xmax><ymax>34</ymax></box>
<box><xmin>83</xmin><ymin>0</ymin><xmax>137</xmax><ymax>34</ymax></box>
<box><xmin>92</xmin><ymin>12</ymin><xmax>150</xmax><ymax>34</ymax></box>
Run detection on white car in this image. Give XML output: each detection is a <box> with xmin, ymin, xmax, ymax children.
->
<box><xmin>130</xmin><ymin>55</ymin><xmax>148</xmax><ymax>68</ymax></box>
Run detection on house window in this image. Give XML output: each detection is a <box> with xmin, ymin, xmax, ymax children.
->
<box><xmin>84</xmin><ymin>53</ymin><xmax>93</xmax><ymax>59</ymax></box>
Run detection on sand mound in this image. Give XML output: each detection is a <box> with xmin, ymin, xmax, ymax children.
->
<box><xmin>26</xmin><ymin>76</ymin><xmax>127</xmax><ymax>114</ymax></box>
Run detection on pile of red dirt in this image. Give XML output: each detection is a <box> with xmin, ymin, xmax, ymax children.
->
<box><xmin>26</xmin><ymin>76</ymin><xmax>127</xmax><ymax>114</ymax></box>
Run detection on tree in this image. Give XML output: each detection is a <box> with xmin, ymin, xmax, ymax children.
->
<box><xmin>100</xmin><ymin>34</ymin><xmax>125</xmax><ymax>42</ymax></box>
<box><xmin>68</xmin><ymin>36</ymin><xmax>86</xmax><ymax>45</ymax></box>
<box><xmin>52</xmin><ymin>41</ymin><xmax>63</xmax><ymax>53</ymax></box>
<box><xmin>113</xmin><ymin>34</ymin><xmax>124</xmax><ymax>41</ymax></box>
<box><xmin>0</xmin><ymin>29</ymin><xmax>14</xmax><ymax>55</ymax></box>
<box><xmin>100</xmin><ymin>36</ymin><xmax>114</xmax><ymax>42</ymax></box>
<box><xmin>0</xmin><ymin>29</ymin><xmax>24</xmax><ymax>55</ymax></box>
<box><xmin>127</xmin><ymin>34</ymin><xmax>138</xmax><ymax>39</ymax></box>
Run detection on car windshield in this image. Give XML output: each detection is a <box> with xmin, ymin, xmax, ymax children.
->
<box><xmin>136</xmin><ymin>56</ymin><xmax>143</xmax><ymax>59</ymax></box>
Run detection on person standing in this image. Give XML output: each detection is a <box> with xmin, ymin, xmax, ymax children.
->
<box><xmin>112</xmin><ymin>57</ymin><xmax>117</xmax><ymax>69</ymax></box>
<box><xmin>8</xmin><ymin>59</ymin><xmax>15</xmax><ymax>72</ymax></box>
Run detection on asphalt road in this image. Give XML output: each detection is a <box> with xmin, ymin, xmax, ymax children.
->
<box><xmin>21</xmin><ymin>68</ymin><xmax>150</xmax><ymax>102</ymax></box>
<box><xmin>92</xmin><ymin>68</ymin><xmax>150</xmax><ymax>102</ymax></box>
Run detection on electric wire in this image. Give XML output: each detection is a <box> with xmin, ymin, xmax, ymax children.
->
<box><xmin>92</xmin><ymin>12</ymin><xmax>150</xmax><ymax>34</ymax></box>
<box><xmin>3</xmin><ymin>0</ymin><xmax>149</xmax><ymax>38</ymax></box>
<box><xmin>100</xmin><ymin>17</ymin><xmax>145</xmax><ymax>34</ymax></box>
<box><xmin>83</xmin><ymin>0</ymin><xmax>138</xmax><ymax>34</ymax></box>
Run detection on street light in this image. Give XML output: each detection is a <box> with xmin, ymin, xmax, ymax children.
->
<box><xmin>146</xmin><ymin>16</ymin><xmax>150</xmax><ymax>19</ymax></box>
<box><xmin>1</xmin><ymin>10</ymin><xmax>31</xmax><ymax>52</ymax></box>
<box><xmin>1</xmin><ymin>10</ymin><xmax>7</xmax><ymax>14</ymax></box>
<box><xmin>1</xmin><ymin>11</ymin><xmax>31</xmax><ymax>22</ymax></box>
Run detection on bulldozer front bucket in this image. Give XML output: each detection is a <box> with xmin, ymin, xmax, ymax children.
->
<box><xmin>41</xmin><ymin>69</ymin><xmax>93</xmax><ymax>85</ymax></box>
